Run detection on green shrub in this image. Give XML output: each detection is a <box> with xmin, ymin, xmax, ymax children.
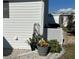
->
<box><xmin>48</xmin><ymin>40</ymin><xmax>62</xmax><ymax>53</ymax></box>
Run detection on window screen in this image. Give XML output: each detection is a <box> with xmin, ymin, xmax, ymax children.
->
<box><xmin>3</xmin><ymin>1</ymin><xmax>9</xmax><ymax>18</ymax></box>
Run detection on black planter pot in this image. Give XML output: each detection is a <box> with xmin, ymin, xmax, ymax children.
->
<box><xmin>30</xmin><ymin>42</ymin><xmax>37</xmax><ymax>51</ymax></box>
<box><xmin>37</xmin><ymin>45</ymin><xmax>48</xmax><ymax>56</ymax></box>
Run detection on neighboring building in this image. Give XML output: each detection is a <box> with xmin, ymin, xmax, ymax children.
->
<box><xmin>48</xmin><ymin>14</ymin><xmax>60</xmax><ymax>24</ymax></box>
<box><xmin>48</xmin><ymin>13</ymin><xmax>75</xmax><ymax>28</ymax></box>
<box><xmin>47</xmin><ymin>14</ymin><xmax>60</xmax><ymax>28</ymax></box>
<box><xmin>59</xmin><ymin>13</ymin><xmax>75</xmax><ymax>28</ymax></box>
<box><xmin>3</xmin><ymin>0</ymin><xmax>48</xmax><ymax>49</ymax></box>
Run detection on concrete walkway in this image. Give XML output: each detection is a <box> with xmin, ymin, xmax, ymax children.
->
<box><xmin>3</xmin><ymin>48</ymin><xmax>64</xmax><ymax>59</ymax></box>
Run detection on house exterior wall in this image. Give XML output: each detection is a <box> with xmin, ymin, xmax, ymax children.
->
<box><xmin>47</xmin><ymin>28</ymin><xmax>63</xmax><ymax>45</ymax></box>
<box><xmin>3</xmin><ymin>0</ymin><xmax>42</xmax><ymax>2</ymax></box>
<box><xmin>3</xmin><ymin>0</ymin><xmax>46</xmax><ymax>49</ymax></box>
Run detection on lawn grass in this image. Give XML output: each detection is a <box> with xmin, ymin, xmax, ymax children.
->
<box><xmin>59</xmin><ymin>44</ymin><xmax>75</xmax><ymax>59</ymax></box>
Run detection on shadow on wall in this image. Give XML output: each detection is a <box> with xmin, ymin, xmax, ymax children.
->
<box><xmin>43</xmin><ymin>28</ymin><xmax>47</xmax><ymax>39</ymax></box>
<box><xmin>3</xmin><ymin>36</ymin><xmax>13</xmax><ymax>56</ymax></box>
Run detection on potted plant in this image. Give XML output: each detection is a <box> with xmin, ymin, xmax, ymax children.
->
<box><xmin>37</xmin><ymin>38</ymin><xmax>49</xmax><ymax>56</ymax></box>
<box><xmin>27</xmin><ymin>34</ymin><xmax>37</xmax><ymax>51</ymax></box>
<box><xmin>27</xmin><ymin>34</ymin><xmax>42</xmax><ymax>51</ymax></box>
<box><xmin>48</xmin><ymin>40</ymin><xmax>62</xmax><ymax>53</ymax></box>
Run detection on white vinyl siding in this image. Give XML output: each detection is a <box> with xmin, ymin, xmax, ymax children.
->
<box><xmin>3</xmin><ymin>1</ymin><xmax>44</xmax><ymax>49</ymax></box>
<box><xmin>47</xmin><ymin>28</ymin><xmax>63</xmax><ymax>45</ymax></box>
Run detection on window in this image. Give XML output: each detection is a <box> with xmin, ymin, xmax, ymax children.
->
<box><xmin>3</xmin><ymin>1</ymin><xmax>9</xmax><ymax>18</ymax></box>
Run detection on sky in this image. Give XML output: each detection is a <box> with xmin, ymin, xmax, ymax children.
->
<box><xmin>48</xmin><ymin>0</ymin><xmax>75</xmax><ymax>13</ymax></box>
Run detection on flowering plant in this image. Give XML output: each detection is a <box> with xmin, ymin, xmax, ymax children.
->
<box><xmin>38</xmin><ymin>38</ymin><xmax>48</xmax><ymax>47</ymax></box>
